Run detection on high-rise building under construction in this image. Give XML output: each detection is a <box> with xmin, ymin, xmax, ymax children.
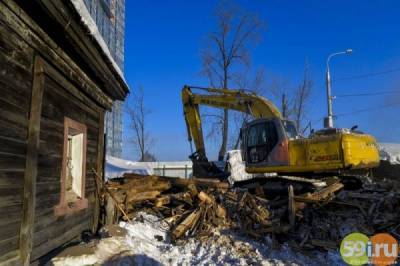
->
<box><xmin>83</xmin><ymin>0</ymin><xmax>126</xmax><ymax>158</ymax></box>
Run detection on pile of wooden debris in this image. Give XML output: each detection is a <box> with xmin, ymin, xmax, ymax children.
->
<box><xmin>99</xmin><ymin>173</ymin><xmax>230</xmax><ymax>241</ymax></box>
<box><xmin>291</xmin><ymin>182</ymin><xmax>400</xmax><ymax>249</ymax></box>
<box><xmin>96</xmin><ymin>173</ymin><xmax>400</xmax><ymax>249</ymax></box>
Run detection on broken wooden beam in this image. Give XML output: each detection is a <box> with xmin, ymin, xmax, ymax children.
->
<box><xmin>198</xmin><ymin>191</ymin><xmax>227</xmax><ymax>219</ymax></box>
<box><xmin>93</xmin><ymin>168</ymin><xmax>131</xmax><ymax>222</ymax></box>
<box><xmin>154</xmin><ymin>196</ymin><xmax>171</xmax><ymax>207</ymax></box>
<box><xmin>294</xmin><ymin>182</ymin><xmax>344</xmax><ymax>203</ymax></box>
<box><xmin>160</xmin><ymin>177</ymin><xmax>229</xmax><ymax>190</ymax></box>
<box><xmin>126</xmin><ymin>191</ymin><xmax>161</xmax><ymax>203</ymax></box>
<box><xmin>171</xmin><ymin>207</ymin><xmax>203</xmax><ymax>240</ymax></box>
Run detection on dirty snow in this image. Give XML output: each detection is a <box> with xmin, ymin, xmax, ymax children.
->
<box><xmin>379</xmin><ymin>143</ymin><xmax>400</xmax><ymax>165</ymax></box>
<box><xmin>49</xmin><ymin>212</ymin><xmax>344</xmax><ymax>266</ymax></box>
<box><xmin>69</xmin><ymin>0</ymin><xmax>127</xmax><ymax>87</ymax></box>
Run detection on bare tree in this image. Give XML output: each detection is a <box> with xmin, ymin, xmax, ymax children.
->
<box><xmin>292</xmin><ymin>61</ymin><xmax>313</xmax><ymax>132</ymax></box>
<box><xmin>229</xmin><ymin>68</ymin><xmax>267</xmax><ymax>149</ymax></box>
<box><xmin>142</xmin><ymin>151</ymin><xmax>157</xmax><ymax>162</ymax></box>
<box><xmin>267</xmin><ymin>61</ymin><xmax>312</xmax><ymax>133</ymax></box>
<box><xmin>267</xmin><ymin>75</ymin><xmax>294</xmax><ymax>119</ymax></box>
<box><xmin>201</xmin><ymin>0</ymin><xmax>263</xmax><ymax>161</ymax></box>
<box><xmin>126</xmin><ymin>86</ymin><xmax>156</xmax><ymax>162</ymax></box>
<box><xmin>281</xmin><ymin>93</ymin><xmax>289</xmax><ymax>119</ymax></box>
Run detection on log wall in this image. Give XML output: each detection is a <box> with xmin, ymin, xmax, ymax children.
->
<box><xmin>0</xmin><ymin>7</ymin><xmax>32</xmax><ymax>260</ymax></box>
<box><xmin>30</xmin><ymin>67</ymin><xmax>101</xmax><ymax>260</ymax></box>
<box><xmin>0</xmin><ymin>0</ymin><xmax>111</xmax><ymax>263</ymax></box>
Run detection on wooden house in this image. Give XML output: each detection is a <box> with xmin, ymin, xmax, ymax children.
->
<box><xmin>0</xmin><ymin>0</ymin><xmax>129</xmax><ymax>264</ymax></box>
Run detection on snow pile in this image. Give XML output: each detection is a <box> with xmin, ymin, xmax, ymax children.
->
<box><xmin>50</xmin><ymin>237</ymin><xmax>133</xmax><ymax>266</ymax></box>
<box><xmin>105</xmin><ymin>156</ymin><xmax>153</xmax><ymax>179</ymax></box>
<box><xmin>50</xmin><ymin>212</ymin><xmax>344</xmax><ymax>265</ymax></box>
<box><xmin>119</xmin><ymin>213</ymin><xmax>343</xmax><ymax>265</ymax></box>
<box><xmin>379</xmin><ymin>143</ymin><xmax>400</xmax><ymax>165</ymax></box>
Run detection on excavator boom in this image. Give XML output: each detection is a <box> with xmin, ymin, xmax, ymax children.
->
<box><xmin>182</xmin><ymin>85</ymin><xmax>282</xmax><ymax>160</ymax></box>
<box><xmin>182</xmin><ymin>85</ymin><xmax>294</xmax><ymax>178</ymax></box>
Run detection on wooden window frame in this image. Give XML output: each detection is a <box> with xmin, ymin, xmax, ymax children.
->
<box><xmin>54</xmin><ymin>117</ymin><xmax>88</xmax><ymax>216</ymax></box>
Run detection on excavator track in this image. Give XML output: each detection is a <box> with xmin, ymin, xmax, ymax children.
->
<box><xmin>233</xmin><ymin>173</ymin><xmax>366</xmax><ymax>199</ymax></box>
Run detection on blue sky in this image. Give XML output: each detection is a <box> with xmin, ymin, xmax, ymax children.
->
<box><xmin>122</xmin><ymin>0</ymin><xmax>400</xmax><ymax>161</ymax></box>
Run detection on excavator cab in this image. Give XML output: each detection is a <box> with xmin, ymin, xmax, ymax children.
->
<box><xmin>241</xmin><ymin>118</ymin><xmax>295</xmax><ymax>170</ymax></box>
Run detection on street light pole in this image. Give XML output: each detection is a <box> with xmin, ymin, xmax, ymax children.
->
<box><xmin>325</xmin><ymin>63</ymin><xmax>333</xmax><ymax>128</ymax></box>
<box><xmin>324</xmin><ymin>49</ymin><xmax>353</xmax><ymax>128</ymax></box>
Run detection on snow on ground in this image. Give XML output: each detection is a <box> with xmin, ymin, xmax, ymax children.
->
<box><xmin>49</xmin><ymin>212</ymin><xmax>344</xmax><ymax>266</ymax></box>
<box><xmin>379</xmin><ymin>143</ymin><xmax>400</xmax><ymax>165</ymax></box>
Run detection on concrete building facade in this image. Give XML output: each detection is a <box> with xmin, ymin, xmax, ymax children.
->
<box><xmin>83</xmin><ymin>0</ymin><xmax>126</xmax><ymax>158</ymax></box>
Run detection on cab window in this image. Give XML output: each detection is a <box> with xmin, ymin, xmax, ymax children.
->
<box><xmin>283</xmin><ymin>120</ymin><xmax>298</xmax><ymax>139</ymax></box>
<box><xmin>247</xmin><ymin>121</ymin><xmax>278</xmax><ymax>163</ymax></box>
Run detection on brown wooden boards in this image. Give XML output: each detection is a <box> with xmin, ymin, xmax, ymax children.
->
<box><xmin>1</xmin><ymin>0</ymin><xmax>114</xmax><ymax>109</ymax></box>
<box><xmin>19</xmin><ymin>56</ymin><xmax>45</xmax><ymax>266</ymax></box>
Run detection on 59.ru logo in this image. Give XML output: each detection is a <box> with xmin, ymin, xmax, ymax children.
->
<box><xmin>340</xmin><ymin>232</ymin><xmax>399</xmax><ymax>266</ymax></box>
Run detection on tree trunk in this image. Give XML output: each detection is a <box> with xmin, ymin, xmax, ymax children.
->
<box><xmin>282</xmin><ymin>93</ymin><xmax>288</xmax><ymax>119</ymax></box>
<box><xmin>218</xmin><ymin>109</ymin><xmax>229</xmax><ymax>161</ymax></box>
<box><xmin>218</xmin><ymin>68</ymin><xmax>229</xmax><ymax>161</ymax></box>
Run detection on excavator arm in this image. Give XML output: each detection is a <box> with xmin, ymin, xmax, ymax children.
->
<box><xmin>182</xmin><ymin>85</ymin><xmax>283</xmax><ymax>177</ymax></box>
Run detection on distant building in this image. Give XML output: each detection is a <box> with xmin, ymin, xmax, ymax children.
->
<box><xmin>83</xmin><ymin>0</ymin><xmax>126</xmax><ymax>158</ymax></box>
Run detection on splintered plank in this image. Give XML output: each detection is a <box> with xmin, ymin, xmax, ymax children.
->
<box><xmin>154</xmin><ymin>196</ymin><xmax>171</xmax><ymax>207</ymax></box>
<box><xmin>120</xmin><ymin>175</ymin><xmax>171</xmax><ymax>191</ymax></box>
<box><xmin>198</xmin><ymin>191</ymin><xmax>215</xmax><ymax>204</ymax></box>
<box><xmin>197</xmin><ymin>191</ymin><xmax>226</xmax><ymax>219</ymax></box>
<box><xmin>171</xmin><ymin>207</ymin><xmax>203</xmax><ymax>240</ymax></box>
<box><xmin>126</xmin><ymin>191</ymin><xmax>161</xmax><ymax>203</ymax></box>
<box><xmin>294</xmin><ymin>182</ymin><xmax>344</xmax><ymax>203</ymax></box>
<box><xmin>162</xmin><ymin>177</ymin><xmax>229</xmax><ymax>190</ymax></box>
<box><xmin>125</xmin><ymin>180</ymin><xmax>171</xmax><ymax>194</ymax></box>
<box><xmin>122</xmin><ymin>173</ymin><xmax>229</xmax><ymax>190</ymax></box>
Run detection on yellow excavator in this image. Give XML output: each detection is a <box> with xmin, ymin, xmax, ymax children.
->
<box><xmin>182</xmin><ymin>85</ymin><xmax>380</xmax><ymax>180</ymax></box>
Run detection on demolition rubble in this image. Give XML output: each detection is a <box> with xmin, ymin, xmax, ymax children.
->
<box><xmin>98</xmin><ymin>172</ymin><xmax>400</xmax><ymax>249</ymax></box>
<box><xmin>48</xmin><ymin>170</ymin><xmax>400</xmax><ymax>265</ymax></box>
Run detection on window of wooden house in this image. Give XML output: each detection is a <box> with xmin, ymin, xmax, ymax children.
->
<box><xmin>55</xmin><ymin>117</ymin><xmax>88</xmax><ymax>216</ymax></box>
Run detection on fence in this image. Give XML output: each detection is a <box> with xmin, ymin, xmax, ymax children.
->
<box><xmin>105</xmin><ymin>156</ymin><xmax>193</xmax><ymax>179</ymax></box>
<box><xmin>152</xmin><ymin>162</ymin><xmax>192</xmax><ymax>178</ymax></box>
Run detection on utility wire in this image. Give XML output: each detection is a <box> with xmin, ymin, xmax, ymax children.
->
<box><xmin>335</xmin><ymin>102</ymin><xmax>400</xmax><ymax>117</ymax></box>
<box><xmin>310</xmin><ymin>102</ymin><xmax>400</xmax><ymax>123</ymax></box>
<box><xmin>333</xmin><ymin>67</ymin><xmax>400</xmax><ymax>82</ymax></box>
<box><xmin>335</xmin><ymin>90</ymin><xmax>400</xmax><ymax>98</ymax></box>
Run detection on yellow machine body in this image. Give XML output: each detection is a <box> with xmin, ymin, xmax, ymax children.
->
<box><xmin>182</xmin><ymin>85</ymin><xmax>380</xmax><ymax>178</ymax></box>
<box><xmin>246</xmin><ymin>131</ymin><xmax>380</xmax><ymax>174</ymax></box>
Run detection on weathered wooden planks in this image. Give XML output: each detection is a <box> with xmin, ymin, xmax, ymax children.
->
<box><xmin>1</xmin><ymin>0</ymin><xmax>115</xmax><ymax>109</ymax></box>
<box><xmin>19</xmin><ymin>56</ymin><xmax>45</xmax><ymax>266</ymax></box>
<box><xmin>0</xmin><ymin>0</ymin><xmax>126</xmax><ymax>263</ymax></box>
<box><xmin>0</xmin><ymin>8</ymin><xmax>33</xmax><ymax>261</ymax></box>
